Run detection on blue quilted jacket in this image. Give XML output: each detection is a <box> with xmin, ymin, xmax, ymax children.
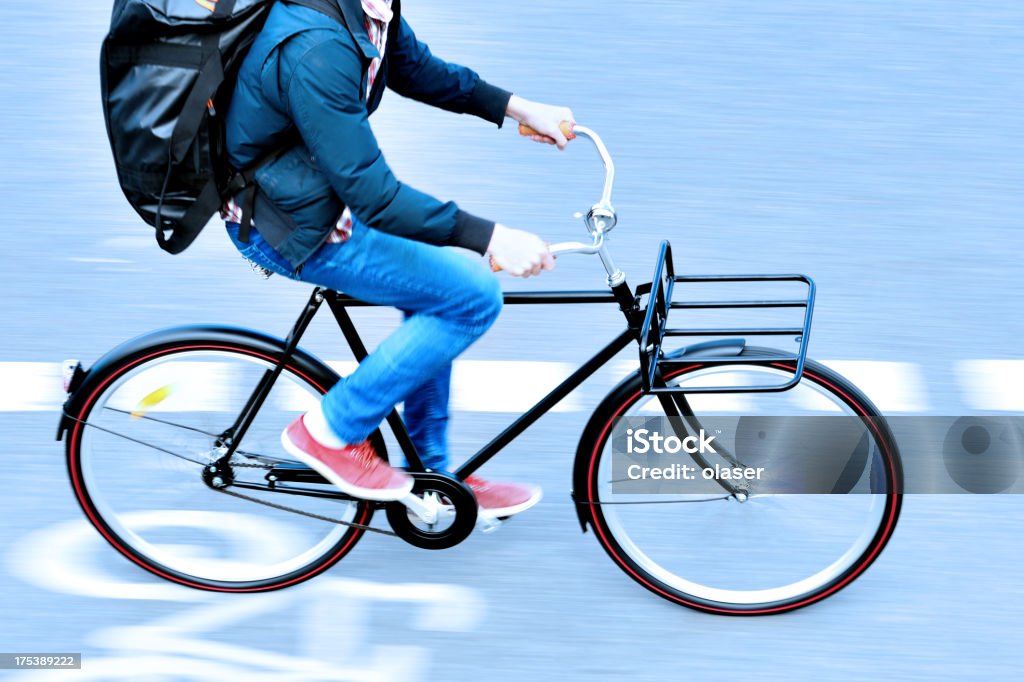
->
<box><xmin>225</xmin><ymin>0</ymin><xmax>511</xmax><ymax>267</ymax></box>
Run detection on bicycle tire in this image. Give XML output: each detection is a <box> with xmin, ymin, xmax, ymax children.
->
<box><xmin>62</xmin><ymin>327</ymin><xmax>375</xmax><ymax>592</ymax></box>
<box><xmin>575</xmin><ymin>347</ymin><xmax>903</xmax><ymax>615</ymax></box>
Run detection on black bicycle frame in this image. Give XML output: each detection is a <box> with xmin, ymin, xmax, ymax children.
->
<box><xmin>213</xmin><ymin>242</ymin><xmax>812</xmax><ymax>505</ymax></box>
<box><xmin>214</xmin><ymin>282</ymin><xmax>645</xmax><ymax>477</ymax></box>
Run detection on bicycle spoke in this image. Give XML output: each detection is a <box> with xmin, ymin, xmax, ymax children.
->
<box><xmin>103</xmin><ymin>406</ymin><xmax>220</xmax><ymax>438</ymax></box>
<box><xmin>71</xmin><ymin>414</ymin><xmax>207</xmax><ymax>466</ymax></box>
<box><xmin>102</xmin><ymin>405</ymin><xmax>283</xmax><ymax>463</ymax></box>
<box><xmin>581</xmin><ymin>494</ymin><xmax>731</xmax><ymax>505</ymax></box>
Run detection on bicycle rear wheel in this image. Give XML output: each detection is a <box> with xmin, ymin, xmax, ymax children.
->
<box><xmin>64</xmin><ymin>338</ymin><xmax>374</xmax><ymax>592</ymax></box>
<box><xmin>578</xmin><ymin>348</ymin><xmax>902</xmax><ymax>614</ymax></box>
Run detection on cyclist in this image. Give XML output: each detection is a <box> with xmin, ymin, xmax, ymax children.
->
<box><xmin>222</xmin><ymin>0</ymin><xmax>571</xmax><ymax>520</ymax></box>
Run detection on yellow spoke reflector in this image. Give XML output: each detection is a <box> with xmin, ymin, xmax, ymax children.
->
<box><xmin>131</xmin><ymin>385</ymin><xmax>175</xmax><ymax>418</ymax></box>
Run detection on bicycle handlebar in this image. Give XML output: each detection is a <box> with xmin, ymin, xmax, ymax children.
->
<box><xmin>517</xmin><ymin>122</ymin><xmax>615</xmax><ymax>211</ymax></box>
<box><xmin>571</xmin><ymin>125</ymin><xmax>616</xmax><ymax>212</ymax></box>
<box><xmin>488</xmin><ymin>236</ymin><xmax>604</xmax><ymax>273</ymax></box>
<box><xmin>548</xmin><ymin>237</ymin><xmax>605</xmax><ymax>256</ymax></box>
<box><xmin>518</xmin><ymin>121</ymin><xmax>577</xmax><ymax>142</ymax></box>
<box><xmin>498</xmin><ymin>123</ymin><xmax>623</xmax><ymax>284</ymax></box>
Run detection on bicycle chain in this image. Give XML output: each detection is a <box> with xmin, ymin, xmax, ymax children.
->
<box><xmin>218</xmin><ymin>457</ymin><xmax>398</xmax><ymax>536</ymax></box>
<box><xmin>229</xmin><ymin>460</ymin><xmax>283</xmax><ymax>468</ymax></box>
<box><xmin>213</xmin><ymin>485</ymin><xmax>398</xmax><ymax>536</ymax></box>
<box><xmin>206</xmin><ymin>455</ymin><xmax>401</xmax><ymax>536</ymax></box>
<box><xmin>189</xmin><ymin>455</ymin><xmax>401</xmax><ymax>537</ymax></box>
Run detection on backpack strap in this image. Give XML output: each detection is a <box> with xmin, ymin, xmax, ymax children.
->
<box><xmin>286</xmin><ymin>0</ymin><xmax>344</xmax><ymax>26</ymax></box>
<box><xmin>213</xmin><ymin>0</ymin><xmax>237</xmax><ymax>16</ymax></box>
<box><xmin>227</xmin><ymin>144</ymin><xmax>291</xmax><ymax>244</ymax></box>
<box><xmin>219</xmin><ymin>1</ymin><xmax>346</xmax><ymax>248</ymax></box>
<box><xmin>151</xmin><ymin>32</ymin><xmax>226</xmax><ymax>253</ymax></box>
<box><xmin>237</xmin><ymin>182</ymin><xmax>257</xmax><ymax>245</ymax></box>
<box><xmin>155</xmin><ymin>143</ymin><xmax>288</xmax><ymax>253</ymax></box>
<box><xmin>156</xmin><ymin>176</ymin><xmax>222</xmax><ymax>254</ymax></box>
<box><xmin>286</xmin><ymin>0</ymin><xmax>383</xmax><ymax>62</ymax></box>
<box><xmin>168</xmin><ymin>0</ymin><xmax>240</xmax><ymax>162</ymax></box>
<box><xmin>170</xmin><ymin>36</ymin><xmax>224</xmax><ymax>165</ymax></box>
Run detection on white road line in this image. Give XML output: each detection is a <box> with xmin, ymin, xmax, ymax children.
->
<box><xmin>955</xmin><ymin>360</ymin><xmax>1024</xmax><ymax>412</ymax></box>
<box><xmin>0</xmin><ymin>362</ymin><xmax>63</xmax><ymax>411</ymax></box>
<box><xmin>66</xmin><ymin>256</ymin><xmax>132</xmax><ymax>264</ymax></box>
<box><xmin>449</xmin><ymin>360</ymin><xmax>580</xmax><ymax>413</ymax></box>
<box><xmin>310</xmin><ymin>360</ymin><xmax>582</xmax><ymax>412</ymax></box>
<box><xmin>819</xmin><ymin>360</ymin><xmax>930</xmax><ymax>413</ymax></box>
<box><xmin>0</xmin><ymin>359</ymin><xmax>1010</xmax><ymax>413</ymax></box>
<box><xmin>0</xmin><ymin>360</ymin><xmax>588</xmax><ymax>414</ymax></box>
<box><xmin>613</xmin><ymin>359</ymin><xmax>931</xmax><ymax>414</ymax></box>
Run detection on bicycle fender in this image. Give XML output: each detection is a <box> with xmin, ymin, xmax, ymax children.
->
<box><xmin>570</xmin><ymin>339</ymin><xmax>746</xmax><ymax>532</ymax></box>
<box><xmin>56</xmin><ymin>325</ymin><xmax>340</xmax><ymax>441</ymax></box>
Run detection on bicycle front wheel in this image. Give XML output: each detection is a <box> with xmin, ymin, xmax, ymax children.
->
<box><xmin>578</xmin><ymin>348</ymin><xmax>902</xmax><ymax>615</ymax></box>
<box><xmin>64</xmin><ymin>337</ymin><xmax>374</xmax><ymax>592</ymax></box>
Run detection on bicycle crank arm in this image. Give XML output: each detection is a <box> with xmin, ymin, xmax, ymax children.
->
<box><xmin>402</xmin><ymin>490</ymin><xmax>504</xmax><ymax>533</ymax></box>
<box><xmin>399</xmin><ymin>491</ymin><xmax>441</xmax><ymax>525</ymax></box>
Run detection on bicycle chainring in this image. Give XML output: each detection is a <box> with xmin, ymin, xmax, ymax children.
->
<box><xmin>385</xmin><ymin>471</ymin><xmax>478</xmax><ymax>550</ymax></box>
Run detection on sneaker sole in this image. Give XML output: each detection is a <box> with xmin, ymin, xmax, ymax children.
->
<box><xmin>477</xmin><ymin>486</ymin><xmax>543</xmax><ymax>521</ymax></box>
<box><xmin>280</xmin><ymin>430</ymin><xmax>414</xmax><ymax>502</ymax></box>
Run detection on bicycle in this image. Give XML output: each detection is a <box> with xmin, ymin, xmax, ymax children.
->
<box><xmin>57</xmin><ymin>126</ymin><xmax>903</xmax><ymax>615</ymax></box>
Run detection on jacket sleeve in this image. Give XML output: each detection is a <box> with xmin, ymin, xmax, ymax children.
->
<box><xmin>386</xmin><ymin>17</ymin><xmax>512</xmax><ymax>128</ymax></box>
<box><xmin>285</xmin><ymin>38</ymin><xmax>494</xmax><ymax>254</ymax></box>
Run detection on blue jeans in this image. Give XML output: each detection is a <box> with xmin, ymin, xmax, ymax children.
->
<box><xmin>226</xmin><ymin>219</ymin><xmax>502</xmax><ymax>471</ymax></box>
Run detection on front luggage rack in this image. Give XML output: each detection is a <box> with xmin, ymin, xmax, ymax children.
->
<box><xmin>637</xmin><ymin>240</ymin><xmax>815</xmax><ymax>394</ymax></box>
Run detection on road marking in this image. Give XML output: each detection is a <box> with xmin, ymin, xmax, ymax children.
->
<box><xmin>0</xmin><ymin>359</ymin><xmax>1012</xmax><ymax>413</ymax></box>
<box><xmin>956</xmin><ymin>360</ymin><xmax>1024</xmax><ymax>412</ymax></box>
<box><xmin>614</xmin><ymin>359</ymin><xmax>930</xmax><ymax>414</ymax></box>
<box><xmin>0</xmin><ymin>362</ymin><xmax>63</xmax><ymax>411</ymax></box>
<box><xmin>449</xmin><ymin>360</ymin><xmax>580</xmax><ymax>412</ymax></box>
<box><xmin>8</xmin><ymin>516</ymin><xmax>485</xmax><ymax>681</ymax></box>
<box><xmin>819</xmin><ymin>360</ymin><xmax>930</xmax><ymax>413</ymax></box>
<box><xmin>332</xmin><ymin>360</ymin><xmax>583</xmax><ymax>412</ymax></box>
<box><xmin>1</xmin><ymin>359</ymin><xmax>589</xmax><ymax>414</ymax></box>
<box><xmin>66</xmin><ymin>256</ymin><xmax>132</xmax><ymax>264</ymax></box>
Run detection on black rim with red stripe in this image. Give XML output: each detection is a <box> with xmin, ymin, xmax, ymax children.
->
<box><xmin>64</xmin><ymin>340</ymin><xmax>373</xmax><ymax>593</ymax></box>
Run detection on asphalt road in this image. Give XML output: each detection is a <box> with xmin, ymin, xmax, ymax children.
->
<box><xmin>1</xmin><ymin>1</ymin><xmax>1022</xmax><ymax>680</ymax></box>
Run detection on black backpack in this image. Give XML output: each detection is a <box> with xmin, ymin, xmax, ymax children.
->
<box><xmin>100</xmin><ymin>0</ymin><xmax>343</xmax><ymax>254</ymax></box>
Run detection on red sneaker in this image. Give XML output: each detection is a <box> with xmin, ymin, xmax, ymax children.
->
<box><xmin>281</xmin><ymin>415</ymin><xmax>413</xmax><ymax>501</ymax></box>
<box><xmin>464</xmin><ymin>475</ymin><xmax>542</xmax><ymax>519</ymax></box>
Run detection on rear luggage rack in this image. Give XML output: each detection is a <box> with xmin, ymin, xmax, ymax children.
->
<box><xmin>637</xmin><ymin>241</ymin><xmax>815</xmax><ymax>394</ymax></box>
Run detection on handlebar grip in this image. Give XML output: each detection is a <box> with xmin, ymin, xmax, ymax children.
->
<box><xmin>518</xmin><ymin>121</ymin><xmax>576</xmax><ymax>142</ymax></box>
<box><xmin>489</xmin><ymin>243</ymin><xmax>557</xmax><ymax>273</ymax></box>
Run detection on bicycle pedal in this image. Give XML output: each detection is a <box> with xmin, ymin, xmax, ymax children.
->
<box><xmin>475</xmin><ymin>514</ymin><xmax>504</xmax><ymax>534</ymax></box>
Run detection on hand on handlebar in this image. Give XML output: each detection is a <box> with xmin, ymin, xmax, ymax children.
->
<box><xmin>507</xmin><ymin>95</ymin><xmax>576</xmax><ymax>150</ymax></box>
<box><xmin>487</xmin><ymin>224</ymin><xmax>556</xmax><ymax>278</ymax></box>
